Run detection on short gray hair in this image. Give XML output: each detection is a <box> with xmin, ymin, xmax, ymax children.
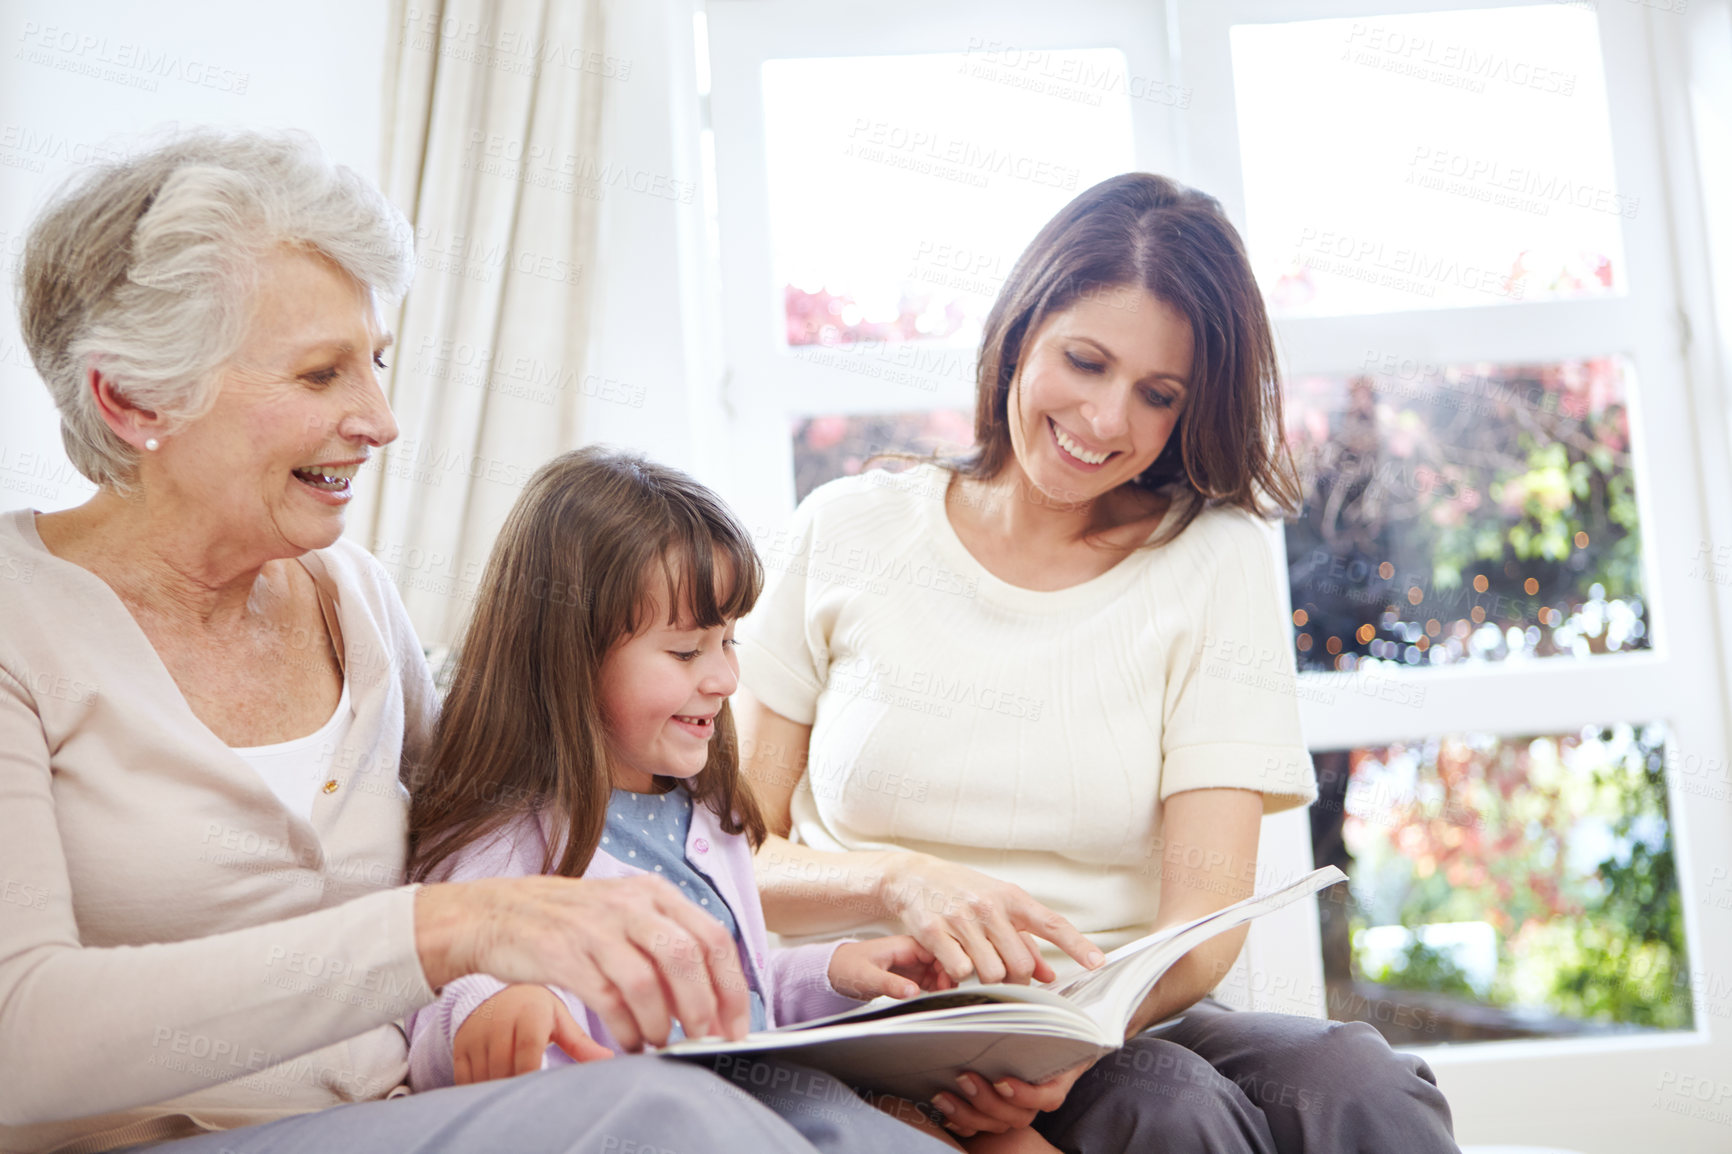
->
<box><xmin>18</xmin><ymin>127</ymin><xmax>414</xmax><ymax>490</ymax></box>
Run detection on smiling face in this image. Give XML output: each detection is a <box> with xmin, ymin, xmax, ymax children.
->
<box><xmin>598</xmin><ymin>572</ymin><xmax>741</xmax><ymax>794</ymax></box>
<box><xmin>1004</xmin><ymin>287</ymin><xmax>1194</xmax><ymax>506</ymax></box>
<box><xmin>144</xmin><ymin>246</ymin><xmax>398</xmax><ymax>560</ymax></box>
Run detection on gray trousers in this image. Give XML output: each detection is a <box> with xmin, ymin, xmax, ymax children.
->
<box><xmin>1034</xmin><ymin>1001</ymin><xmax>1461</xmax><ymax>1154</ymax></box>
<box><xmin>132</xmin><ymin>1054</ymin><xmax>952</xmax><ymax>1154</ymax></box>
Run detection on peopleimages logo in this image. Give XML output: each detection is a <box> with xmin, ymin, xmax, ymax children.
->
<box><xmin>957</xmin><ymin>38</ymin><xmax>1191</xmax><ymax>109</ymax></box>
<box><xmin>15</xmin><ymin>22</ymin><xmax>250</xmax><ymax>93</ymax></box>
<box><xmin>1290</xmin><ymin>228</ymin><xmax>1526</xmax><ymax>302</ymax></box>
<box><xmin>1342</xmin><ymin>22</ymin><xmax>1577</xmax><ymax>97</ymax></box>
<box><xmin>827</xmin><ymin>655</ymin><xmax>1044</xmax><ymax>721</ymax></box>
<box><xmin>843</xmin><ymin>119</ymin><xmax>1081</xmax><ymax>191</ymax></box>
<box><xmin>1407</xmin><ymin>146</ymin><xmax>1638</xmax><ymax>219</ymax></box>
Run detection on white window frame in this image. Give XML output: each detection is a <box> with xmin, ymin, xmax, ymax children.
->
<box><xmin>1173</xmin><ymin>0</ymin><xmax>1732</xmax><ymax>1148</ymax></box>
<box><xmin>707</xmin><ymin>1</ymin><xmax>1732</xmax><ymax>1145</ymax></box>
<box><xmin>705</xmin><ymin>0</ymin><xmax>1183</xmax><ymax>532</ymax></box>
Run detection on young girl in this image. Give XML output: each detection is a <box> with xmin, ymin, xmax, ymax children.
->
<box><xmin>403</xmin><ymin>447</ymin><xmax>986</xmax><ymax>1149</ymax></box>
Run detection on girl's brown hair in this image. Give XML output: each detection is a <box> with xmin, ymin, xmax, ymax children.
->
<box><xmin>954</xmin><ymin>172</ymin><xmax>1300</xmax><ymax>542</ymax></box>
<box><xmin>407</xmin><ymin>447</ymin><xmax>767</xmax><ymax>883</ymax></box>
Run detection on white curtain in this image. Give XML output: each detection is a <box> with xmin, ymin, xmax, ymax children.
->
<box><xmin>358</xmin><ymin>0</ymin><xmax>607</xmax><ymax>653</ymax></box>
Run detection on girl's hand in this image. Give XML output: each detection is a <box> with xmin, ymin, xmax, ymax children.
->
<box><xmin>879</xmin><ymin>853</ymin><xmax>1104</xmax><ymax>985</ymax></box>
<box><xmin>416</xmin><ymin>873</ymin><xmax>754</xmax><ymax>1052</ymax></box>
<box><xmin>930</xmin><ymin>1060</ymin><xmax>1097</xmax><ymax>1138</ymax></box>
<box><xmin>828</xmin><ymin>935</ymin><xmax>955</xmax><ymax>1001</ymax></box>
<box><xmin>451</xmin><ymin>984</ymin><xmax>613</xmax><ymax>1085</ymax></box>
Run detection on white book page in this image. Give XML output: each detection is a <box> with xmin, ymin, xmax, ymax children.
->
<box><xmin>667</xmin><ymin>979</ymin><xmax>1093</xmax><ymax>1047</ymax></box>
<box><xmin>1046</xmin><ymin>866</ymin><xmax>1347</xmax><ymax>1030</ymax></box>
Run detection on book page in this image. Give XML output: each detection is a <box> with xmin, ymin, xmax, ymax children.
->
<box><xmin>656</xmin><ymin>866</ymin><xmax>1345</xmax><ymax>1100</ymax></box>
<box><xmin>1046</xmin><ymin>865</ymin><xmax>1347</xmax><ymax>1030</ymax></box>
<box><xmin>680</xmin><ymin>980</ymin><xmax>1088</xmax><ymax>1039</ymax></box>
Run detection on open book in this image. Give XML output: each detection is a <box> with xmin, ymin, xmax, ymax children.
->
<box><xmin>662</xmin><ymin>865</ymin><xmax>1346</xmax><ymax>1100</ymax></box>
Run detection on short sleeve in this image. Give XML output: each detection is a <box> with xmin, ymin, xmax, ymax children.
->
<box><xmin>739</xmin><ymin>495</ymin><xmax>832</xmax><ymax>725</ymax></box>
<box><xmin>1159</xmin><ymin>513</ymin><xmax>1318</xmax><ymax>813</ymax></box>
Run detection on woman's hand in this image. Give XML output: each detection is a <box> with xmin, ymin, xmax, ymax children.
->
<box><xmin>451</xmin><ymin>984</ymin><xmax>612</xmax><ymax>1084</ymax></box>
<box><xmin>827</xmin><ymin>935</ymin><xmax>955</xmax><ymax>1001</ymax></box>
<box><xmin>879</xmin><ymin>853</ymin><xmax>1104</xmax><ymax>985</ymax></box>
<box><xmin>415</xmin><ymin>873</ymin><xmax>753</xmax><ymax>1053</ymax></box>
<box><xmin>930</xmin><ymin>1060</ymin><xmax>1097</xmax><ymax>1138</ymax></box>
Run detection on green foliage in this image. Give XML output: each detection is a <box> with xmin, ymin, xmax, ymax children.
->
<box><xmin>1285</xmin><ymin>358</ymin><xmax>1646</xmax><ymax>670</ymax></box>
<box><xmin>1546</xmin><ymin>924</ymin><xmax>1691</xmax><ymax>1029</ymax></box>
<box><xmin>1544</xmin><ymin>737</ymin><xmax>1691</xmax><ymax>1028</ymax></box>
<box><xmin>1345</xmin><ymin>726</ymin><xmax>1691</xmax><ymax>1034</ymax></box>
<box><xmin>1369</xmin><ymin>939</ymin><xmax>1479</xmax><ymax>998</ymax></box>
<box><xmin>1295</xmin><ymin>359</ymin><xmax>1681</xmax><ymax>1036</ymax></box>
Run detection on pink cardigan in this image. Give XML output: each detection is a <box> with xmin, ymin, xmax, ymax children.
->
<box><xmin>407</xmin><ymin>797</ymin><xmax>860</xmax><ymax>1089</ymax></box>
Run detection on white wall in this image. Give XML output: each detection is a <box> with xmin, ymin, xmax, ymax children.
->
<box><xmin>0</xmin><ymin>0</ymin><xmax>392</xmax><ymax>512</ymax></box>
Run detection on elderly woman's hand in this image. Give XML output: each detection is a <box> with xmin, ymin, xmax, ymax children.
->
<box><xmin>415</xmin><ymin>873</ymin><xmax>753</xmax><ymax>1052</ymax></box>
<box><xmin>878</xmin><ymin>852</ymin><xmax>1104</xmax><ymax>985</ymax></box>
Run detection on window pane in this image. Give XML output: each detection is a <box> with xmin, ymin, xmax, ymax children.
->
<box><xmin>763</xmin><ymin>50</ymin><xmax>1137</xmax><ymax>349</ymax></box>
<box><xmin>1311</xmin><ymin>724</ymin><xmax>1691</xmax><ymax>1045</ymax></box>
<box><xmin>1230</xmin><ymin>7</ymin><xmax>1627</xmax><ymax>317</ymax></box>
<box><xmin>1284</xmin><ymin>356</ymin><xmax>1647</xmax><ymax>672</ymax></box>
<box><xmin>791</xmin><ymin>410</ymin><xmax>973</xmax><ymax>502</ymax></box>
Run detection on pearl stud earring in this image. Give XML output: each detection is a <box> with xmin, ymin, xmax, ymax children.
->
<box><xmin>144</xmin><ymin>438</ymin><xmax>159</xmax><ymax>451</ymax></box>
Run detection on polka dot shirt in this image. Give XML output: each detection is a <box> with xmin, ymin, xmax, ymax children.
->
<box><xmin>602</xmin><ymin>786</ymin><xmax>766</xmax><ymax>1037</ymax></box>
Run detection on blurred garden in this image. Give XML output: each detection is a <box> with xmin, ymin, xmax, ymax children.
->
<box><xmin>1312</xmin><ymin>726</ymin><xmax>1689</xmax><ymax>1044</ymax></box>
<box><xmin>1283</xmin><ymin>356</ymin><xmax>1645</xmax><ymax>672</ymax></box>
<box><xmin>1287</xmin><ymin>355</ymin><xmax>1686</xmax><ymax>1042</ymax></box>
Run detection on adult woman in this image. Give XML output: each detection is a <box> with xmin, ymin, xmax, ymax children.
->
<box><xmin>738</xmin><ymin>174</ymin><xmax>1461</xmax><ymax>1153</ymax></box>
<box><xmin>0</xmin><ymin>129</ymin><xmax>942</xmax><ymax>1154</ymax></box>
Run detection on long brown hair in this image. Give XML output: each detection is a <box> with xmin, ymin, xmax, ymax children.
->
<box><xmin>954</xmin><ymin>172</ymin><xmax>1300</xmax><ymax>543</ymax></box>
<box><xmin>407</xmin><ymin>447</ymin><xmax>768</xmax><ymax>883</ymax></box>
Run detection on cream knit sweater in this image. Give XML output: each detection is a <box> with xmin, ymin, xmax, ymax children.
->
<box><xmin>741</xmin><ymin>466</ymin><xmax>1317</xmax><ymax>966</ymax></box>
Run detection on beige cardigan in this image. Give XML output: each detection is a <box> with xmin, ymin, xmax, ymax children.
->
<box><xmin>0</xmin><ymin>509</ymin><xmax>439</xmax><ymax>1154</ymax></box>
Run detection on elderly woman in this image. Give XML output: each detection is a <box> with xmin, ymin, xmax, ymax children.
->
<box><xmin>0</xmin><ymin>129</ymin><xmax>940</xmax><ymax>1154</ymax></box>
<box><xmin>738</xmin><ymin>174</ymin><xmax>1463</xmax><ymax>1153</ymax></box>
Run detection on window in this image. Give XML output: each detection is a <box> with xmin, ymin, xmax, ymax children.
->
<box><xmin>1316</xmin><ymin>723</ymin><xmax>1688</xmax><ymax>1044</ymax></box>
<box><xmin>1285</xmin><ymin>355</ymin><xmax>1647</xmax><ymax>673</ymax></box>
<box><xmin>710</xmin><ymin>0</ymin><xmax>1732</xmax><ymax>1142</ymax></box>
<box><xmin>764</xmin><ymin>51</ymin><xmax>1135</xmax><ymax>353</ymax></box>
<box><xmin>1171</xmin><ymin>0</ymin><xmax>1730</xmax><ymax>1140</ymax></box>
<box><xmin>704</xmin><ymin>0</ymin><xmax>1175</xmax><ymax>530</ymax></box>
<box><xmin>1230</xmin><ymin>7</ymin><xmax>1626</xmax><ymax>317</ymax></box>
<box><xmin>791</xmin><ymin>409</ymin><xmax>972</xmax><ymax>503</ymax></box>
